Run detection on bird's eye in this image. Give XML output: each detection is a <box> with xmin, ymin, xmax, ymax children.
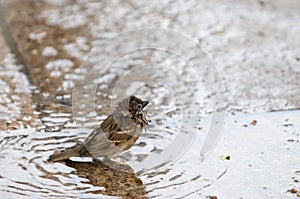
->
<box><xmin>136</xmin><ymin>104</ymin><xmax>143</xmax><ymax>110</ymax></box>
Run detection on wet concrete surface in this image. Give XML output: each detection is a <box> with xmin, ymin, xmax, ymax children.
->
<box><xmin>199</xmin><ymin>110</ymin><xmax>300</xmax><ymax>198</ymax></box>
<box><xmin>0</xmin><ymin>0</ymin><xmax>299</xmax><ymax>198</ymax></box>
<box><xmin>0</xmin><ymin>26</ymin><xmax>9</xmax><ymax>61</ymax></box>
<box><xmin>0</xmin><ymin>27</ymin><xmax>40</xmax><ymax>130</ymax></box>
<box><xmin>2</xmin><ymin>0</ymin><xmax>300</xmax><ymax>112</ymax></box>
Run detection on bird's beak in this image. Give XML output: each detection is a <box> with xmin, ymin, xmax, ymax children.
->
<box><xmin>142</xmin><ymin>101</ymin><xmax>149</xmax><ymax>109</ymax></box>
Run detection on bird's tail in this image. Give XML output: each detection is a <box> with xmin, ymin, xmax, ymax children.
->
<box><xmin>48</xmin><ymin>143</ymin><xmax>85</xmax><ymax>162</ymax></box>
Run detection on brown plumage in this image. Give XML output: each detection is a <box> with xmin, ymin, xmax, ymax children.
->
<box><xmin>48</xmin><ymin>95</ymin><xmax>149</xmax><ymax>162</ymax></box>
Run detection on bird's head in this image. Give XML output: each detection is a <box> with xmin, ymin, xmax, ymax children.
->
<box><xmin>116</xmin><ymin>95</ymin><xmax>149</xmax><ymax>124</ymax></box>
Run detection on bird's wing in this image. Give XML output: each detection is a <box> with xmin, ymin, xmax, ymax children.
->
<box><xmin>83</xmin><ymin>127</ymin><xmax>123</xmax><ymax>158</ymax></box>
<box><xmin>107</xmin><ymin>129</ymin><xmax>136</xmax><ymax>145</ymax></box>
<box><xmin>85</xmin><ymin>114</ymin><xmax>136</xmax><ymax>143</ymax></box>
<box><xmin>82</xmin><ymin>114</ymin><xmax>137</xmax><ymax>158</ymax></box>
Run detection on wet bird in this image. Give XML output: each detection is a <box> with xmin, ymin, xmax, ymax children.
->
<box><xmin>48</xmin><ymin>95</ymin><xmax>149</xmax><ymax>162</ymax></box>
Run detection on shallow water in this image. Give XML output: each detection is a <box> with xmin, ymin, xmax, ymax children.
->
<box><xmin>0</xmin><ymin>42</ymin><xmax>227</xmax><ymax>197</ymax></box>
<box><xmin>0</xmin><ymin>114</ymin><xmax>227</xmax><ymax>198</ymax></box>
<box><xmin>1</xmin><ymin>0</ymin><xmax>300</xmax><ymax>198</ymax></box>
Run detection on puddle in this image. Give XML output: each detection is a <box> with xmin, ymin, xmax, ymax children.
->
<box><xmin>0</xmin><ymin>44</ymin><xmax>227</xmax><ymax>198</ymax></box>
<box><xmin>0</xmin><ymin>0</ymin><xmax>299</xmax><ymax>198</ymax></box>
<box><xmin>0</xmin><ymin>114</ymin><xmax>227</xmax><ymax>199</ymax></box>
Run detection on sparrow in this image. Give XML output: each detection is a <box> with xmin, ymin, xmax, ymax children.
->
<box><xmin>48</xmin><ymin>95</ymin><xmax>149</xmax><ymax>162</ymax></box>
